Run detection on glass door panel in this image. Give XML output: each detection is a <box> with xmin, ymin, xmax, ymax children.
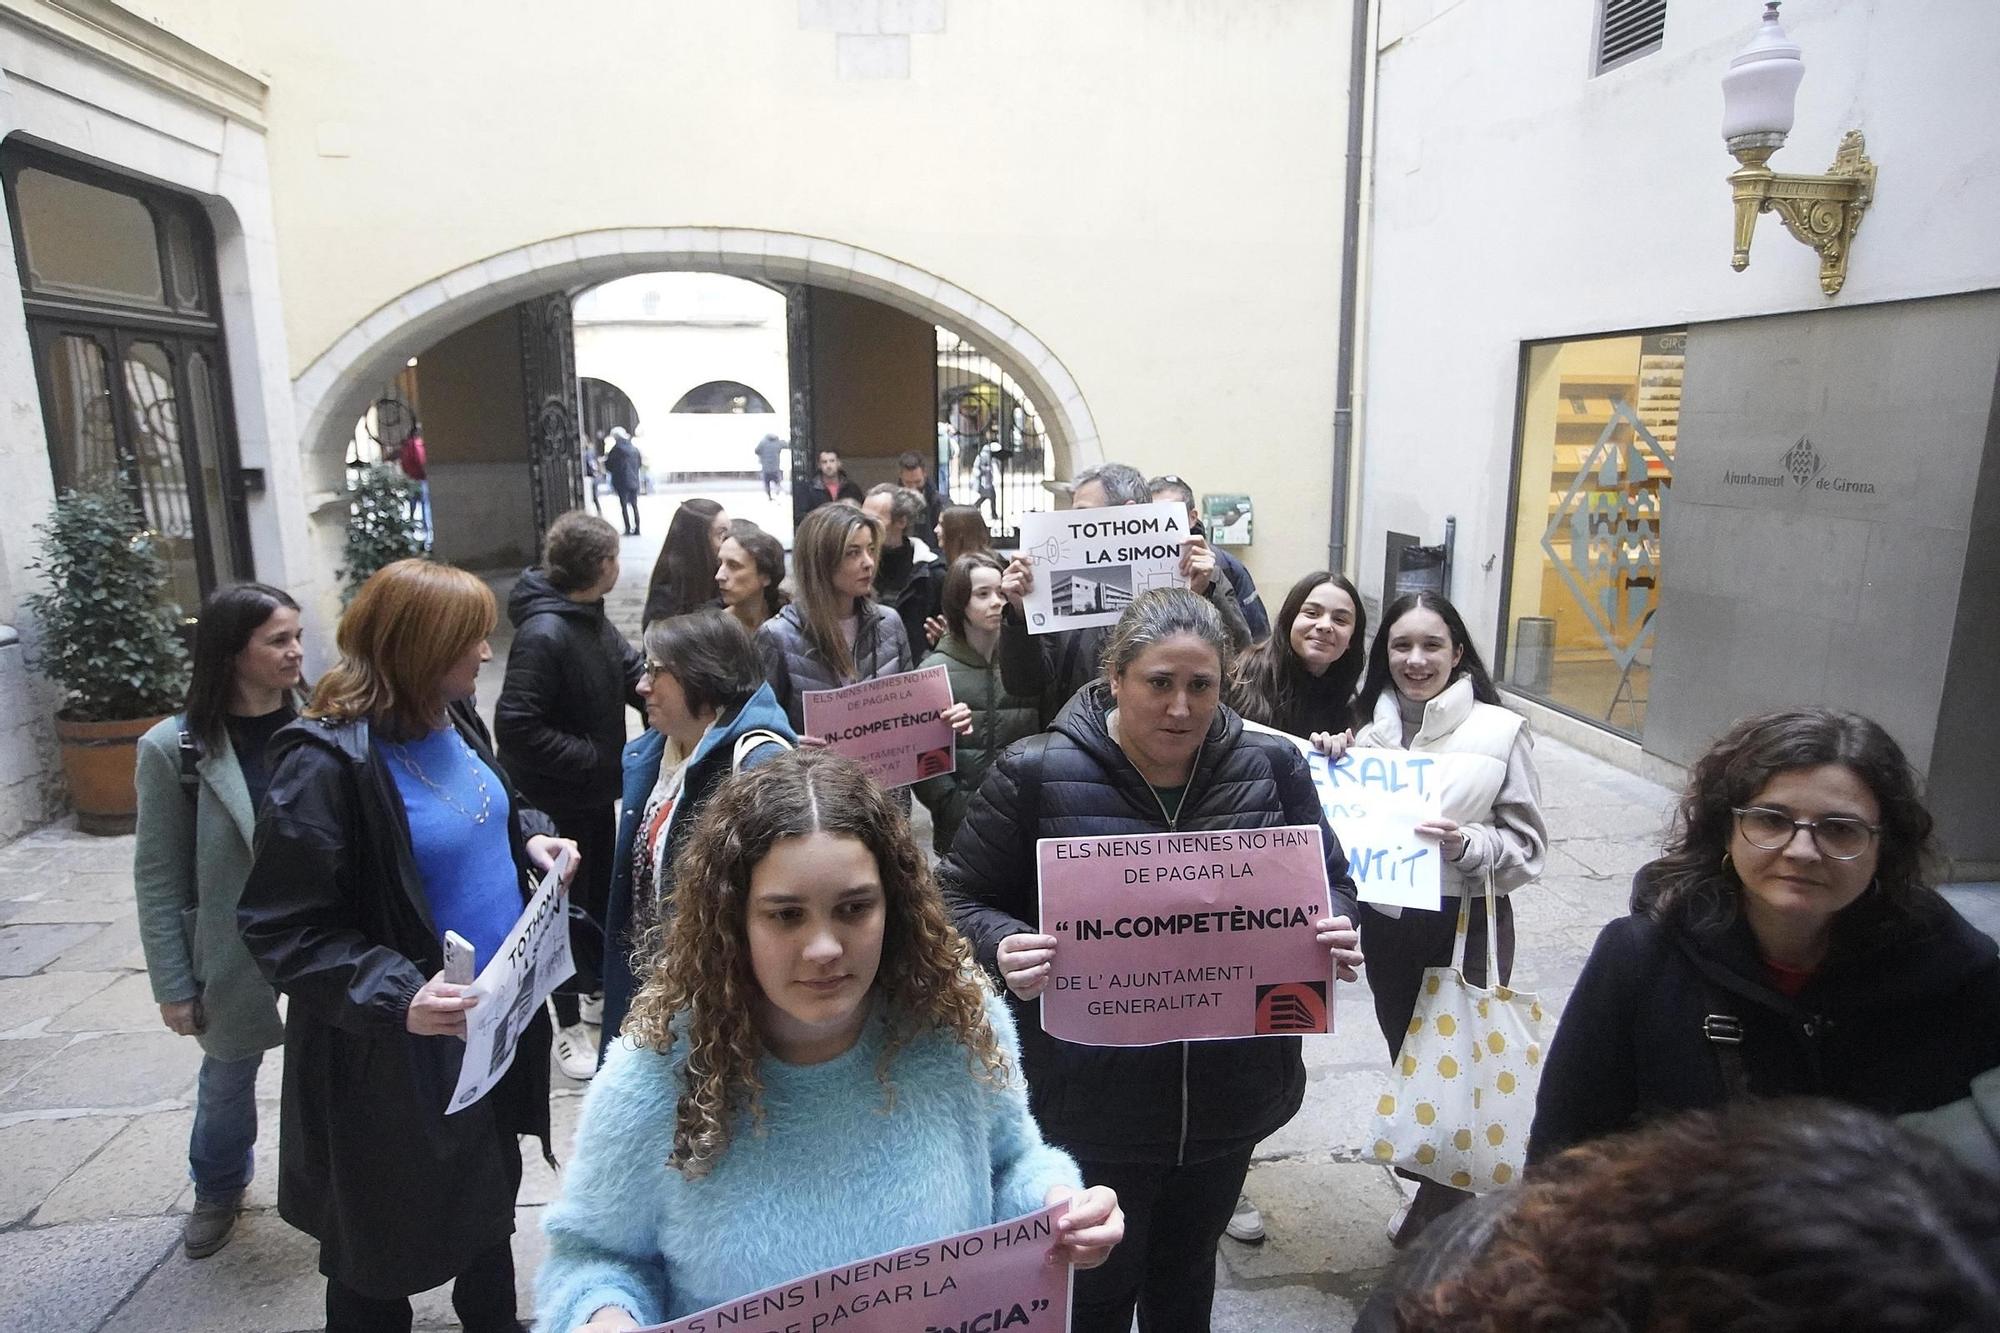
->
<box><xmin>118</xmin><ymin>338</ymin><xmax>202</xmax><ymax>614</ymax></box>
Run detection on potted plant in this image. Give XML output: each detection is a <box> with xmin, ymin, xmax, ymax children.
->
<box><xmin>340</xmin><ymin>462</ymin><xmax>426</xmax><ymax>602</ymax></box>
<box><xmin>24</xmin><ymin>485</ymin><xmax>191</xmax><ymax>834</ymax></box>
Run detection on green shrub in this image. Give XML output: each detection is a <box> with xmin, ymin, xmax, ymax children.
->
<box><xmin>340</xmin><ymin>464</ymin><xmax>426</xmax><ymax>601</ymax></box>
<box><xmin>23</xmin><ymin>485</ymin><xmax>191</xmax><ymax>722</ymax></box>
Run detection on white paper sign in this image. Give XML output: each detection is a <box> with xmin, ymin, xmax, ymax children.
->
<box><xmin>447</xmin><ymin>850</ymin><xmax>576</xmax><ymax>1113</ymax></box>
<box><xmin>1016</xmin><ymin>500</ymin><xmax>1190</xmax><ymax>634</ymax></box>
<box><xmin>1240</xmin><ymin>722</ymin><xmax>1443</xmax><ymax>911</ymax></box>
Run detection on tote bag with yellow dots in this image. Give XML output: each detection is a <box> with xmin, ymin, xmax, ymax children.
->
<box><xmin>1368</xmin><ymin>871</ymin><xmax>1546</xmax><ymax>1192</ymax></box>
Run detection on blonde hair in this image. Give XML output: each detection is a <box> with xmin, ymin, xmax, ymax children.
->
<box><xmin>306</xmin><ymin>558</ymin><xmax>495</xmax><ymax>739</ymax></box>
<box><xmin>789</xmin><ymin>503</ymin><xmax>881</xmax><ymax>682</ymax></box>
<box><xmin>622</xmin><ymin>749</ymin><xmax>1006</xmax><ymax>1174</ymax></box>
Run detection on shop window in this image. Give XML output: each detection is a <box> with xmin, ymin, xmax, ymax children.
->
<box><xmin>3</xmin><ymin>141</ymin><xmax>250</xmax><ymax>604</ymax></box>
<box><xmin>1503</xmin><ymin>330</ymin><xmax>1682</xmax><ymax>737</ymax></box>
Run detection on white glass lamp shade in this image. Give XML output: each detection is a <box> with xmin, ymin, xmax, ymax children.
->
<box><xmin>1721</xmin><ymin>4</ymin><xmax>1805</xmax><ymax>145</ymax></box>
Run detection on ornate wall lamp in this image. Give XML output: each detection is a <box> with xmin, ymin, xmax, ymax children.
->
<box><xmin>1721</xmin><ymin>1</ymin><xmax>1875</xmax><ymax>297</ymax></box>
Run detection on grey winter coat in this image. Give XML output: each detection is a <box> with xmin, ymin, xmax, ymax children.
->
<box><xmin>754</xmin><ymin>599</ymin><xmax>914</xmax><ymax>733</ymax></box>
<box><xmin>132</xmin><ymin>716</ymin><xmax>285</xmax><ymax>1063</ymax></box>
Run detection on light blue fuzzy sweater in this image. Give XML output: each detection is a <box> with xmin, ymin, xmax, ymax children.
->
<box><xmin>535</xmin><ymin>990</ymin><xmax>1081</xmax><ymax>1332</ymax></box>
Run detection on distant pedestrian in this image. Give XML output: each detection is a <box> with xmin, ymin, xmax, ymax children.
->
<box><xmin>495</xmin><ymin>512</ymin><xmax>645</xmax><ymax>1082</ymax></box>
<box><xmin>133</xmin><ymin>582</ymin><xmax>302</xmax><ymax>1259</ymax></box>
<box><xmin>753</xmin><ymin>432</ymin><xmax>786</xmax><ymax>500</ymax></box>
<box><xmin>641</xmin><ymin>498</ymin><xmax>728</xmax><ymax>630</ymax></box>
<box><xmin>240</xmin><ymin>558</ymin><xmax>579</xmax><ymax>1332</ymax></box>
<box><xmin>399</xmin><ymin>422</ymin><xmax>431</xmax><ymax>534</ymax></box>
<box><xmin>580</xmin><ymin>441</ymin><xmax>604</xmax><ymax>516</ymax></box>
<box><xmin>603</xmin><ymin>429</ymin><xmax>644</xmax><ymax>535</ymax></box>
<box><xmin>792</xmin><ymin>446</ymin><xmax>863</xmax><ymax>522</ymax></box>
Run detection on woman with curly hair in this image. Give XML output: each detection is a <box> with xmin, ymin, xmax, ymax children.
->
<box><xmin>536</xmin><ymin>749</ymin><xmax>1124</xmax><ymax>1333</ymax></box>
<box><xmin>1529</xmin><ymin>707</ymin><xmax>2000</xmax><ymax>1164</ymax></box>
<box><xmin>1362</xmin><ymin>1099</ymin><xmax>2000</xmax><ymax>1332</ymax></box>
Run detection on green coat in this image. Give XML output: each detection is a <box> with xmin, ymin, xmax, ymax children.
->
<box><xmin>132</xmin><ymin>715</ymin><xmax>285</xmax><ymax>1062</ymax></box>
<box><xmin>913</xmin><ymin>634</ymin><xmax>1040</xmax><ymax>855</ymax></box>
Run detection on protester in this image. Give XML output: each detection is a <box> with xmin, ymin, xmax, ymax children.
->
<box><xmin>792</xmin><ymin>445</ymin><xmax>863</xmax><ymax>519</ymax></box>
<box><xmin>913</xmin><ymin>553</ymin><xmax>1037</xmax><ymax>855</ymax></box>
<box><xmin>1359</xmin><ymin>1101</ymin><xmax>2000</xmax><ymax>1333</ymax></box>
<box><xmin>1230</xmin><ymin>570</ymin><xmax>1367</xmax><ymax>745</ymax></box>
<box><xmin>132</xmin><ymin>582</ymin><xmax>301</xmax><ymax>1259</ymax></box>
<box><xmin>1529</xmin><ymin>707</ymin><xmax>2000</xmax><ymax>1165</ymax></box>
<box><xmin>495</xmin><ymin>512</ymin><xmax>644</xmax><ymax>1081</ymax></box>
<box><xmin>753</xmin><ymin>430</ymin><xmax>786</xmax><ymax>500</ymax></box>
<box><xmin>862</xmin><ymin>482</ymin><xmax>940</xmax><ymax>659</ymax></box>
<box><xmin>240</xmin><ymin>558</ymin><xmax>577</xmax><ymax>1333</ymax></box>
<box><xmin>753</xmin><ymin>502</ymin><xmax>912</xmax><ymax>734</ymax></box>
<box><xmin>602</xmin><ymin>428</ymin><xmax>645</xmax><ymax>535</ymax></box>
<box><xmin>998</xmin><ymin>462</ymin><xmax>1251</xmax><ymax>725</ymax></box>
<box><xmin>714</xmin><ymin>518</ymin><xmax>789</xmax><ymax>635</ymax></box>
<box><xmin>640</xmin><ymin>497</ymin><xmax>727</xmax><ymax>630</ymax></box>
<box><xmin>595</xmin><ymin>608</ymin><xmax>795</xmax><ymax>1057</ymax></box>
<box><xmin>935</xmin><ymin>502</ymin><xmax>993</xmax><ymax>566</ymax></box>
<box><xmin>1351</xmin><ymin>590</ymin><xmax>1547</xmax><ymax>1246</ymax></box>
<box><xmin>940</xmin><ymin>588</ymin><xmax>1362</xmax><ymax>1333</ymax></box>
<box><xmin>1149</xmin><ymin>474</ymin><xmax>1269</xmax><ymax>640</ymax></box>
<box><xmin>537</xmin><ymin>750</ymin><xmax>1124</xmax><ymax>1332</ymax></box>
<box><xmin>898</xmin><ymin>447</ymin><xmax>945</xmax><ymax>534</ymax></box>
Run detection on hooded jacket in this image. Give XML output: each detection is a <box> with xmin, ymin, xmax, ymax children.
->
<box><xmin>1528</xmin><ymin>872</ymin><xmax>2000</xmax><ymax>1165</ymax></box>
<box><xmin>494</xmin><ymin>569</ymin><xmax>644</xmax><ymax>812</ymax></box>
<box><xmin>912</xmin><ymin>632</ymin><xmax>1039</xmax><ymax>855</ymax></box>
<box><xmin>938</xmin><ymin>682</ymin><xmax>1360</xmax><ymax>1163</ymax></box>
<box><xmin>238</xmin><ymin>708</ymin><xmax>555</xmax><ymax>1298</ymax></box>
<box><xmin>596</xmin><ymin>684</ymin><xmax>796</xmax><ymax>1054</ymax></box>
<box><xmin>753</xmin><ymin>599</ymin><xmax>913</xmax><ymax>734</ymax></box>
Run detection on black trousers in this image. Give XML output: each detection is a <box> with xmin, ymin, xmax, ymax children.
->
<box><xmin>545</xmin><ymin>802</ymin><xmax>616</xmax><ymax>1026</ymax></box>
<box><xmin>1359</xmin><ymin>896</ymin><xmax>1515</xmax><ymax>1061</ymax></box>
<box><xmin>1070</xmin><ymin>1146</ymin><xmax>1255</xmax><ymax>1333</ymax></box>
<box><xmin>615</xmin><ymin>489</ymin><xmax>640</xmax><ymax>534</ymax></box>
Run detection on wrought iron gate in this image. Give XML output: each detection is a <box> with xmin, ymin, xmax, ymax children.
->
<box><xmin>518</xmin><ymin>293</ymin><xmax>584</xmax><ymax>546</ymax></box>
<box><xmin>934</xmin><ymin>326</ymin><xmax>1051</xmax><ymax>546</ymax></box>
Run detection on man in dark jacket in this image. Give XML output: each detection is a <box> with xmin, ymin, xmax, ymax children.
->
<box><xmin>998</xmin><ymin>462</ymin><xmax>1251</xmax><ymax>724</ymax></box>
<box><xmin>602</xmin><ymin>428</ymin><xmax>645</xmax><ymax>534</ymax></box>
<box><xmin>863</xmin><ymin>483</ymin><xmax>940</xmax><ymax>657</ymax></box>
<box><xmin>792</xmin><ymin>445</ymin><xmax>863</xmax><ymax>523</ymax></box>
<box><xmin>494</xmin><ymin>512</ymin><xmax>644</xmax><ymax>1079</ymax></box>
<box><xmin>898</xmin><ymin>448</ymin><xmax>946</xmax><ymax>535</ymax></box>
<box><xmin>1150</xmin><ymin>474</ymin><xmax>1270</xmax><ymax>640</ymax></box>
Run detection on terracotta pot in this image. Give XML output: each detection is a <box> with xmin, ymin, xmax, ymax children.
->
<box><xmin>54</xmin><ymin>713</ymin><xmax>167</xmax><ymax>836</ymax></box>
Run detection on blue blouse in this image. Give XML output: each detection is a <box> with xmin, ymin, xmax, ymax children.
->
<box><xmin>376</xmin><ymin>725</ymin><xmax>521</xmax><ymax>969</ymax></box>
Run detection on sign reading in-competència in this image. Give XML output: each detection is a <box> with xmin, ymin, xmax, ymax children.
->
<box><xmin>1037</xmin><ymin>826</ymin><xmax>1333</xmax><ymax>1046</ymax></box>
<box><xmin>803</xmin><ymin>665</ymin><xmax>956</xmax><ymax>790</ymax></box>
<box><xmin>1016</xmin><ymin>500</ymin><xmax>1189</xmax><ymax>634</ymax></box>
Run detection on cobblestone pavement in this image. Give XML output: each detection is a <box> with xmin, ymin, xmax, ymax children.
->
<box><xmin>3</xmin><ymin>533</ymin><xmax>1991</xmax><ymax>1331</ymax></box>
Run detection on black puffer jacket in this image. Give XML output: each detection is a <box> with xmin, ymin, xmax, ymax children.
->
<box><xmin>1528</xmin><ymin>872</ymin><xmax>2000</xmax><ymax>1165</ymax></box>
<box><xmin>494</xmin><ymin>570</ymin><xmax>643</xmax><ymax>812</ymax></box>
<box><xmin>939</xmin><ymin>682</ymin><xmax>1359</xmax><ymax>1164</ymax></box>
<box><xmin>238</xmin><ymin>709</ymin><xmax>555</xmax><ymax>1298</ymax></box>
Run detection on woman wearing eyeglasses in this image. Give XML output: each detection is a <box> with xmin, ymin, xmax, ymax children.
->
<box><xmin>1529</xmin><ymin>707</ymin><xmax>2000</xmax><ymax>1164</ymax></box>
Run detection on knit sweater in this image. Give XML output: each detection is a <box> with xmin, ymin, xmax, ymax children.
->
<box><xmin>536</xmin><ymin>990</ymin><xmax>1081</xmax><ymax>1332</ymax></box>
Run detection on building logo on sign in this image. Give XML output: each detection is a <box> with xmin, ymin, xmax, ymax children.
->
<box><xmin>1722</xmin><ymin>435</ymin><xmax>1879</xmax><ymax>496</ymax></box>
<box><xmin>1782</xmin><ymin>436</ymin><xmax>1823</xmax><ymax>489</ymax></box>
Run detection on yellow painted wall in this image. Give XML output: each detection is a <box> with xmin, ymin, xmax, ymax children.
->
<box><xmin>127</xmin><ymin>0</ymin><xmax>1354</xmax><ymax>593</ymax></box>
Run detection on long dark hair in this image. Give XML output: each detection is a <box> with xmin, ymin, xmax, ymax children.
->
<box><xmin>1355</xmin><ymin>591</ymin><xmax>1500</xmax><ymax>721</ymax></box>
<box><xmin>1636</xmin><ymin>708</ymin><xmax>1944</xmax><ymax>942</ymax></box>
<box><xmin>941</xmin><ymin>551</ymin><xmax>1006</xmax><ymax>642</ymax></box>
<box><xmin>184</xmin><ymin>582</ymin><xmax>301</xmax><ymax>748</ymax></box>
<box><xmin>643</xmin><ymin>498</ymin><xmax>724</xmax><ymax>628</ymax></box>
<box><xmin>1230</xmin><ymin>571</ymin><xmax>1365</xmax><ymax>736</ymax></box>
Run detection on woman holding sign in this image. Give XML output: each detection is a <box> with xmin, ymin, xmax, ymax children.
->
<box><xmin>940</xmin><ymin>587</ymin><xmax>1363</xmax><ymax>1333</ymax></box>
<box><xmin>1350</xmin><ymin>590</ymin><xmax>1547</xmax><ymax>1245</ymax></box>
<box><xmin>241</xmin><ymin>559</ymin><xmax>578</xmax><ymax>1333</ymax></box>
<box><xmin>754</xmin><ymin>502</ymin><xmax>913</xmax><ymax>733</ymax></box>
<box><xmin>538</xmin><ymin>750</ymin><xmax>1123</xmax><ymax>1332</ymax></box>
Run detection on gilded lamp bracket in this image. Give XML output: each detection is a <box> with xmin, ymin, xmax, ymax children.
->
<box><xmin>1728</xmin><ymin>129</ymin><xmax>1876</xmax><ymax>297</ymax></box>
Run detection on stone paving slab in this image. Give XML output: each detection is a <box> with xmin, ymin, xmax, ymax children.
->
<box><xmin>0</xmin><ymin>1030</ymin><xmax>199</xmax><ymax>1116</ymax></box>
<box><xmin>0</xmin><ymin>921</ymin><xmax>103</xmax><ymax>976</ymax></box>
<box><xmin>47</xmin><ymin>972</ymin><xmax>167</xmax><ymax>1035</ymax></box>
<box><xmin>35</xmin><ymin>1109</ymin><xmax>197</xmax><ymax>1226</ymax></box>
<box><xmin>98</xmin><ymin>1208</ymin><xmax>323</xmax><ymax>1333</ymax></box>
<box><xmin>0</xmin><ymin>971</ymin><xmax>119</xmax><ymax>1037</ymax></box>
<box><xmin>0</xmin><ymin>1114</ymin><xmax>128</xmax><ymax>1226</ymax></box>
<box><xmin>0</xmin><ymin>1214</ymin><xmax>181</xmax><ymax>1332</ymax></box>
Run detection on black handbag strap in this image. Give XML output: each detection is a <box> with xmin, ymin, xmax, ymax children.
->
<box><xmin>1696</xmin><ymin>974</ymin><xmax>1752</xmax><ymax>1100</ymax></box>
<box><xmin>177</xmin><ymin>727</ymin><xmax>203</xmax><ymax>807</ymax></box>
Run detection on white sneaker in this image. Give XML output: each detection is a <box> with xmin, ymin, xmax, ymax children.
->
<box><xmin>578</xmin><ymin>992</ymin><xmax>604</xmax><ymax>1026</ymax></box>
<box><xmin>554</xmin><ymin>1022</ymin><xmax>599</xmax><ymax>1081</ymax></box>
<box><xmin>1225</xmin><ymin>1194</ymin><xmax>1266</xmax><ymax>1244</ymax></box>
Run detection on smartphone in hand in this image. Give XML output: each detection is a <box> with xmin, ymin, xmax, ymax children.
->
<box><xmin>442</xmin><ymin>930</ymin><xmax>476</xmax><ymax>986</ymax></box>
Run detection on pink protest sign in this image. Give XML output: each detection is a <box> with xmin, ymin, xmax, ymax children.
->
<box><xmin>803</xmin><ymin>665</ymin><xmax>956</xmax><ymax>790</ymax></box>
<box><xmin>636</xmin><ymin>1203</ymin><xmax>1069</xmax><ymax>1333</ymax></box>
<box><xmin>1037</xmin><ymin>826</ymin><xmax>1334</xmax><ymax>1046</ymax></box>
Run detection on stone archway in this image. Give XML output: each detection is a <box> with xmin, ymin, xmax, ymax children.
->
<box><xmin>293</xmin><ymin>228</ymin><xmax>1101</xmax><ymax>492</ymax></box>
